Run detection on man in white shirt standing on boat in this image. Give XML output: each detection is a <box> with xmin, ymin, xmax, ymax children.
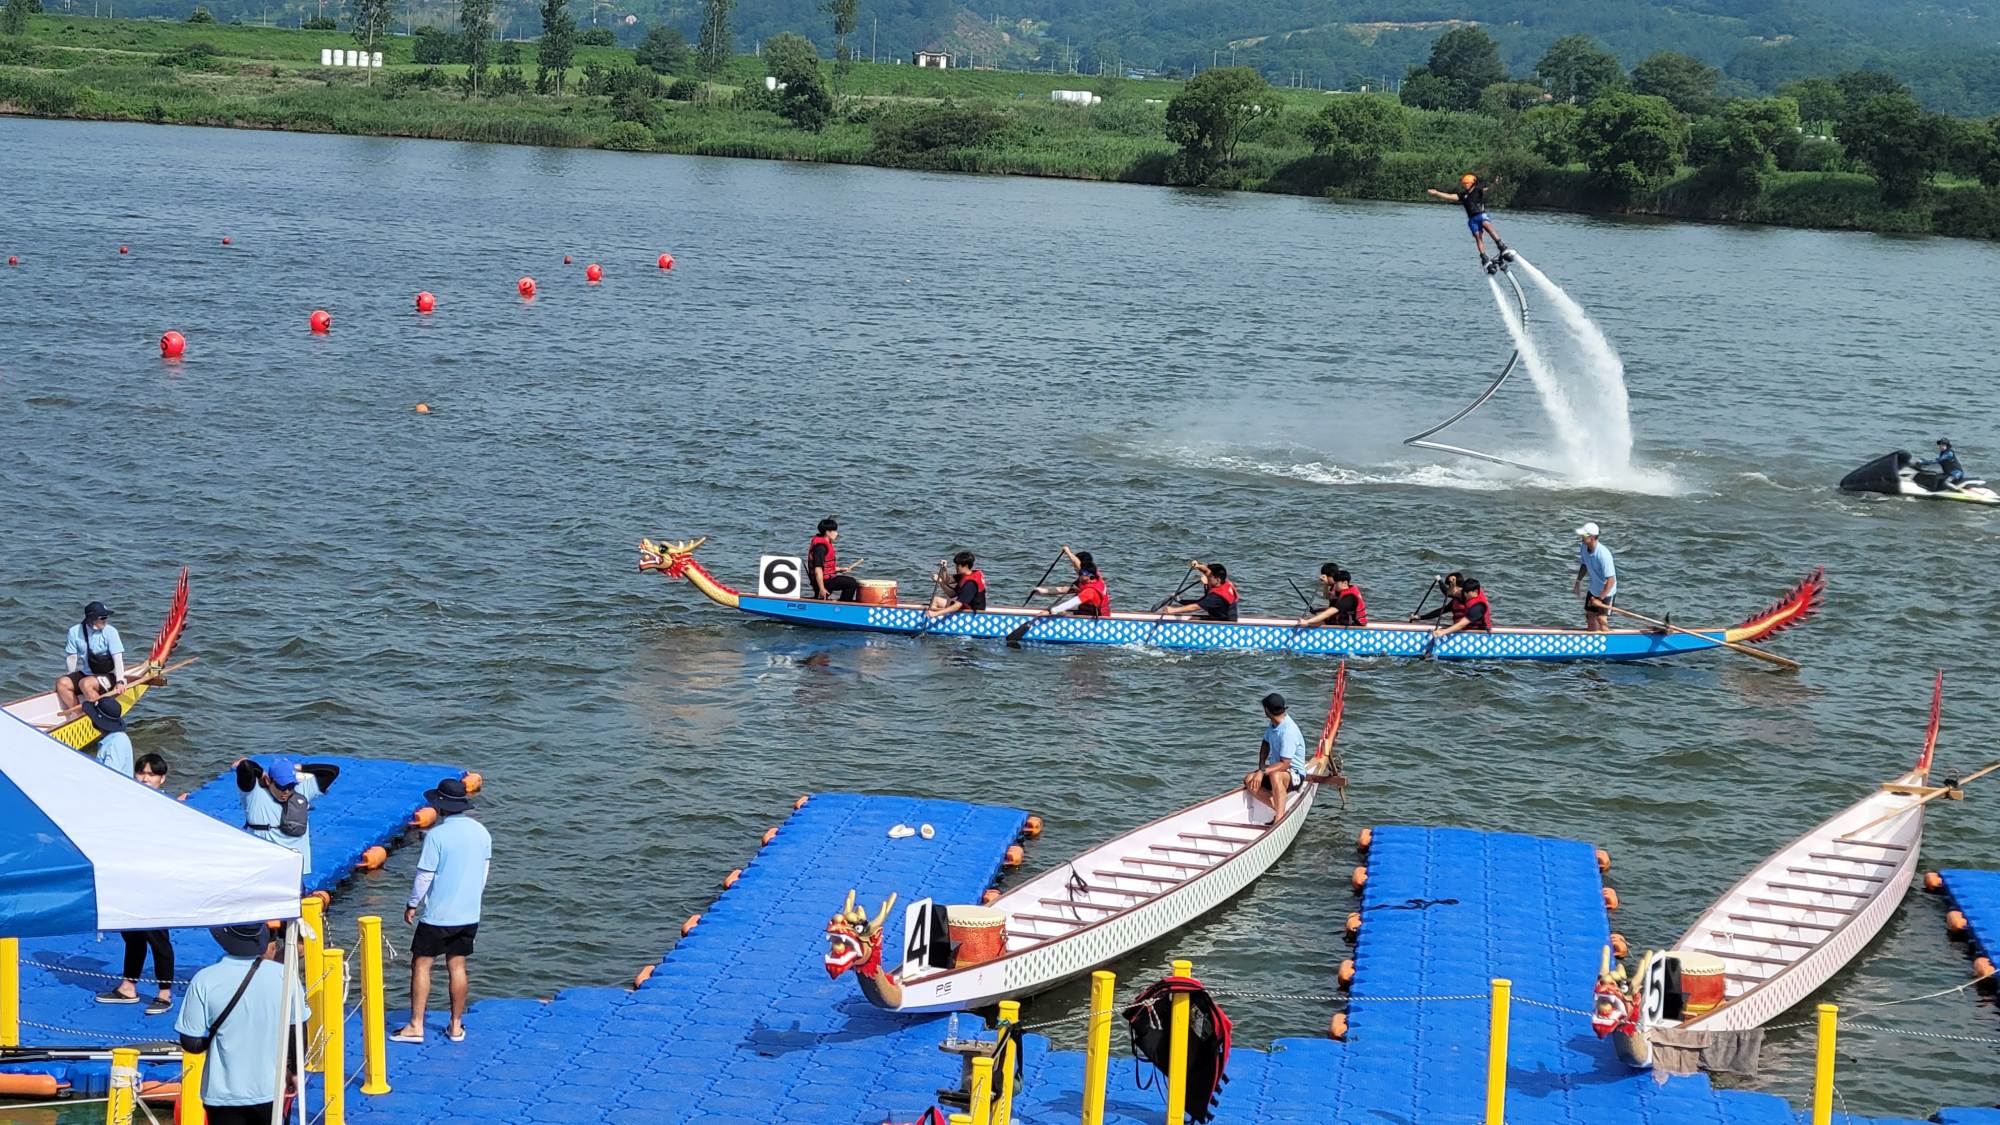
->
<box><xmin>1245</xmin><ymin>693</ymin><xmax>1306</xmax><ymax>819</ymax></box>
<box><xmin>1574</xmin><ymin>522</ymin><xmax>1617</xmax><ymax>632</ymax></box>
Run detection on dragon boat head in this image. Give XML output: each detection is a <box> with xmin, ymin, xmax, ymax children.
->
<box><xmin>824</xmin><ymin>889</ymin><xmax>897</xmax><ymax>980</ymax></box>
<box><xmin>638</xmin><ymin>536</ymin><xmax>706</xmax><ymax>577</ymax></box>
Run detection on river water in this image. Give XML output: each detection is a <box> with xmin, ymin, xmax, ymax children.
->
<box><xmin>3</xmin><ymin>117</ymin><xmax>1998</xmax><ymax>1118</ymax></box>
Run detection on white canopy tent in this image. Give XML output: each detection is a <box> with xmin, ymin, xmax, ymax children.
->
<box><xmin>0</xmin><ymin>710</ymin><xmax>302</xmax><ymax>938</ymax></box>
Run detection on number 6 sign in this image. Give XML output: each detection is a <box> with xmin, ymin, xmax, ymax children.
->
<box><xmin>758</xmin><ymin>556</ymin><xmax>804</xmax><ymax>598</ymax></box>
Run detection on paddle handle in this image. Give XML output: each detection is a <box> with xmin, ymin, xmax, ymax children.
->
<box><xmin>1605</xmin><ymin>605</ymin><xmax>1801</xmax><ymax>670</ymax></box>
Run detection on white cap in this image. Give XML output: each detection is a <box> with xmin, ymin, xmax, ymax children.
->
<box><xmin>1576</xmin><ymin>522</ymin><xmax>1600</xmax><ymax>538</ymax></box>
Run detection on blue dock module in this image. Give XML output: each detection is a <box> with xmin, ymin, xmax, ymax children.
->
<box><xmin>1939</xmin><ymin>869</ymin><xmax>2000</xmax><ymax>984</ymax></box>
<box><xmin>0</xmin><ymin>754</ymin><xmax>461</xmax><ymax>1098</ymax></box>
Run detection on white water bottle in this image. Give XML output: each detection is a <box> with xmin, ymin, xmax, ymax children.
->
<box><xmin>946</xmin><ymin>1011</ymin><xmax>959</xmax><ymax>1045</ymax></box>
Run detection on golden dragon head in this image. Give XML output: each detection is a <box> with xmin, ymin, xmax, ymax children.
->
<box><xmin>639</xmin><ymin>537</ymin><xmax>706</xmax><ymax>577</ymax></box>
<box><xmin>824</xmin><ymin>889</ymin><xmax>897</xmax><ymax>980</ymax></box>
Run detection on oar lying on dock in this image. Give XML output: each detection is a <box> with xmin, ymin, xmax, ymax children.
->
<box><xmin>1606</xmin><ymin>606</ymin><xmax>1801</xmax><ymax>671</ymax></box>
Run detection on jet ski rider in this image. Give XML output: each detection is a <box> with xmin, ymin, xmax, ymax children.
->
<box><xmin>1918</xmin><ymin>439</ymin><xmax>1966</xmax><ymax>485</ymax></box>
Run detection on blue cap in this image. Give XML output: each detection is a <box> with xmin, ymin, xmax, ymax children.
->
<box><xmin>266</xmin><ymin>759</ymin><xmax>298</xmax><ymax>788</ymax></box>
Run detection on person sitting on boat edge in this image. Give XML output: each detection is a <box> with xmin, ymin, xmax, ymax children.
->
<box><xmin>1411</xmin><ymin>574</ymin><xmax>1492</xmax><ymax>634</ymax></box>
<box><xmin>1299</xmin><ymin>565</ymin><xmax>1366</xmax><ymax>628</ymax></box>
<box><xmin>1917</xmin><ymin>439</ymin><xmax>1966</xmax><ymax>485</ymax></box>
<box><xmin>56</xmin><ymin>600</ymin><xmax>127</xmax><ymax>711</ymax></box>
<box><xmin>1158</xmin><ymin>560</ymin><xmax>1239</xmax><ymax>622</ymax></box>
<box><xmin>1574</xmin><ymin>522</ymin><xmax>1616</xmax><ymax>633</ymax></box>
<box><xmin>808</xmin><ymin>518</ymin><xmax>862</xmax><ymax>602</ymax></box>
<box><xmin>1245</xmin><ymin>693</ymin><xmax>1306</xmax><ymax>818</ymax></box>
<box><xmin>927</xmin><ymin>551</ymin><xmax>987</xmax><ymax>618</ymax></box>
<box><xmin>1034</xmin><ymin>547</ymin><xmax>1110</xmax><ymax>616</ymax></box>
<box><xmin>236</xmin><ymin>757</ymin><xmax>341</xmax><ymax>880</ymax></box>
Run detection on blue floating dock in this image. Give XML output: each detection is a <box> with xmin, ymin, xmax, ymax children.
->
<box><xmin>1940</xmin><ymin>869</ymin><xmax>2000</xmax><ymax>969</ymax></box>
<box><xmin>1</xmin><ymin>754</ymin><xmax>459</xmax><ymax>1098</ymax></box>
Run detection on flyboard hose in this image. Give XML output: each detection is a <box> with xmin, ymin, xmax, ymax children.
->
<box><xmin>1402</xmin><ymin>269</ymin><xmax>1564</xmax><ymax>477</ymax></box>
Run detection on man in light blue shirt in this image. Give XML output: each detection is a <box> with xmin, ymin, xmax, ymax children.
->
<box><xmin>1245</xmin><ymin>693</ymin><xmax>1307</xmax><ymax>819</ymax></box>
<box><xmin>1573</xmin><ymin>522</ymin><xmax>1617</xmax><ymax>633</ymax></box>
<box><xmin>56</xmin><ymin>601</ymin><xmax>125</xmax><ymax>711</ymax></box>
<box><xmin>235</xmin><ymin>758</ymin><xmax>341</xmax><ymax>879</ymax></box>
<box><xmin>175</xmin><ymin>924</ymin><xmax>307</xmax><ymax>1123</ymax></box>
<box><xmin>394</xmin><ymin>777</ymin><xmax>492</xmax><ymax>1045</ymax></box>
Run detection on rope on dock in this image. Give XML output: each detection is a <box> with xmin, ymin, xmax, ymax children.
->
<box><xmin>15</xmin><ymin>1018</ymin><xmax>171</xmax><ymax>1043</ymax></box>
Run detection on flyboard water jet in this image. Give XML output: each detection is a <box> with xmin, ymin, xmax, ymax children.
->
<box><xmin>1401</xmin><ymin>264</ymin><xmax>1565</xmax><ymax>477</ymax></box>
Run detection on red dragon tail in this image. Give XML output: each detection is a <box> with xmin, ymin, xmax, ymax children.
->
<box><xmin>1725</xmin><ymin>567</ymin><xmax>1824</xmax><ymax>646</ymax></box>
<box><xmin>1917</xmin><ymin>670</ymin><xmax>1942</xmax><ymax>776</ymax></box>
<box><xmin>145</xmin><ymin>568</ymin><xmax>189</xmax><ymax>667</ymax></box>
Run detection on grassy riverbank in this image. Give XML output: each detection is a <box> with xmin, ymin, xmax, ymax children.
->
<box><xmin>5</xmin><ymin>15</ymin><xmax>1997</xmax><ymax>239</ymax></box>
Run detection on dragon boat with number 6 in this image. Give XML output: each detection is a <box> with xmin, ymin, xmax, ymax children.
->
<box><xmin>822</xmin><ymin>667</ymin><xmax>1350</xmax><ymax>1013</ymax></box>
<box><xmin>640</xmin><ymin>537</ymin><xmax>1823</xmax><ymax>664</ymax></box>
<box><xmin>3</xmin><ymin>569</ymin><xmax>191</xmax><ymax>752</ymax></box>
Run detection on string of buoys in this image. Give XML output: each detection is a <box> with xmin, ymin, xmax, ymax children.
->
<box><xmin>310</xmin><ymin>309</ymin><xmax>331</xmax><ymax>334</ymax></box>
<box><xmin>160</xmin><ymin>331</ymin><xmax>185</xmax><ymax>357</ymax></box>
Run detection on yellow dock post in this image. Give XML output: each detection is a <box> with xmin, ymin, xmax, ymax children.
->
<box><xmin>358</xmin><ymin>915</ymin><xmax>391</xmax><ymax>1095</ymax></box>
<box><xmin>1165</xmin><ymin>959</ymin><xmax>1192</xmax><ymax>1125</ymax></box>
<box><xmin>0</xmin><ymin>936</ymin><xmax>17</xmax><ymax>1047</ymax></box>
<box><xmin>1485</xmin><ymin>978</ymin><xmax>1511</xmax><ymax>1125</ymax></box>
<box><xmin>970</xmin><ymin>1054</ymin><xmax>994</xmax><ymax>1125</ymax></box>
<box><xmin>323</xmin><ymin>948</ymin><xmax>348</xmax><ymax>1125</ymax></box>
<box><xmin>1812</xmin><ymin>1003</ymin><xmax>1838</xmax><ymax>1125</ymax></box>
<box><xmin>181</xmin><ymin>1050</ymin><xmax>207</xmax><ymax>1125</ymax></box>
<box><xmin>995</xmin><ymin>1000</ymin><xmax>1020</xmax><ymax>1125</ymax></box>
<box><xmin>1082</xmin><ymin>970</ymin><xmax>1114</xmax><ymax>1125</ymax></box>
<box><xmin>106</xmin><ymin>1046</ymin><xmax>139</xmax><ymax>1125</ymax></box>
<box><xmin>301</xmin><ymin>895</ymin><xmax>326</xmax><ymax>1071</ymax></box>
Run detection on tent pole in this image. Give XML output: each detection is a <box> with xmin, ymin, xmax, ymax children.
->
<box><xmin>270</xmin><ymin>923</ymin><xmax>301</xmax><ymax>1125</ymax></box>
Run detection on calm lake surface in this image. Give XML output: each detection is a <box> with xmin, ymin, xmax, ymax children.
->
<box><xmin>3</xmin><ymin>117</ymin><xmax>1998</xmax><ymax>1118</ymax></box>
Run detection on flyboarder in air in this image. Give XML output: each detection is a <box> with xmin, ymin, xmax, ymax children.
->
<box><xmin>1428</xmin><ymin>174</ymin><xmax>1514</xmax><ymax>274</ymax></box>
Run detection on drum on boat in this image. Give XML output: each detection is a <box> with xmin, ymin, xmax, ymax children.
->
<box><xmin>857</xmin><ymin>579</ymin><xmax>899</xmax><ymax>606</ymax></box>
<box><xmin>946</xmin><ymin>906</ymin><xmax>1006</xmax><ymax>966</ymax></box>
<box><xmin>1677</xmin><ymin>950</ymin><xmax>1727</xmax><ymax>1014</ymax></box>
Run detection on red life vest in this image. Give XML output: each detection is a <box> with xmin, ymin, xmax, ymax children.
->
<box><xmin>958</xmin><ymin>570</ymin><xmax>987</xmax><ymax>611</ymax></box>
<box><xmin>810</xmin><ymin>534</ymin><xmax>837</xmax><ymax>582</ymax></box>
<box><xmin>1333</xmin><ymin>585</ymin><xmax>1367</xmax><ymax>626</ymax></box>
<box><xmin>1077</xmin><ymin>573</ymin><xmax>1109</xmax><ymax>617</ymax></box>
<box><xmin>1209</xmin><ymin>581</ymin><xmax>1239</xmax><ymax>621</ymax></box>
<box><xmin>1457</xmin><ymin>590</ymin><xmax>1492</xmax><ymax>631</ymax></box>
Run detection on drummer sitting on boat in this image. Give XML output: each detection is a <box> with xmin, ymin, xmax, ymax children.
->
<box><xmin>808</xmin><ymin>518</ymin><xmax>862</xmax><ymax>602</ymax></box>
<box><xmin>1033</xmin><ymin>547</ymin><xmax>1110</xmax><ymax>616</ymax></box>
<box><xmin>1299</xmin><ymin>565</ymin><xmax>1366</xmax><ymax>628</ymax></box>
<box><xmin>926</xmin><ymin>552</ymin><xmax>987</xmax><ymax>618</ymax></box>
<box><xmin>1158</xmin><ymin>560</ymin><xmax>1240</xmax><ymax>622</ymax></box>
<box><xmin>55</xmin><ymin>600</ymin><xmax>127</xmax><ymax>711</ymax></box>
<box><xmin>1245</xmin><ymin>693</ymin><xmax>1306</xmax><ymax>817</ymax></box>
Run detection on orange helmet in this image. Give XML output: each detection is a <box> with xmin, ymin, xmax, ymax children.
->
<box><xmin>1460</xmin><ymin>174</ymin><xmax>1477</xmax><ymax>186</ymax></box>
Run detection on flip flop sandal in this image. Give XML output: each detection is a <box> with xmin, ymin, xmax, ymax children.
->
<box><xmin>389</xmin><ymin>1029</ymin><xmax>425</xmax><ymax>1044</ymax></box>
<box><xmin>887</xmin><ymin>825</ymin><xmax>916</xmax><ymax>839</ymax></box>
<box><xmin>447</xmin><ymin>1027</ymin><xmax>466</xmax><ymax>1043</ymax></box>
<box><xmin>919</xmin><ymin>824</ymin><xmax>935</xmax><ymax>839</ymax></box>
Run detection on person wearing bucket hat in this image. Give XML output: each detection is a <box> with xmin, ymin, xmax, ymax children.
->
<box><xmin>81</xmin><ymin>695</ymin><xmax>134</xmax><ymax>777</ymax></box>
<box><xmin>176</xmin><ymin>923</ymin><xmax>307</xmax><ymax>1124</ymax></box>
<box><xmin>235</xmin><ymin>757</ymin><xmax>341</xmax><ymax>880</ymax></box>
<box><xmin>55</xmin><ymin>600</ymin><xmax>126</xmax><ymax>711</ymax></box>
<box><xmin>394</xmin><ymin>776</ymin><xmax>491</xmax><ymax>1045</ymax></box>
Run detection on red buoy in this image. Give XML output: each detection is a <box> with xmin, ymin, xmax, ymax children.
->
<box><xmin>586</xmin><ymin>263</ymin><xmax>602</xmax><ymax>282</ymax></box>
<box><xmin>6</xmin><ymin>257</ymin><xmax>14</xmax><ymax>266</ymax></box>
<box><xmin>415</xmin><ymin>291</ymin><xmax>436</xmax><ymax>313</ymax></box>
<box><xmin>518</xmin><ymin>277</ymin><xmax>536</xmax><ymax>298</ymax></box>
<box><xmin>309</xmin><ymin>309</ymin><xmax>331</xmax><ymax>334</ymax></box>
<box><xmin>159</xmin><ymin>331</ymin><xmax>185</xmax><ymax>357</ymax></box>
<box><xmin>657</xmin><ymin>254</ymin><xmax>673</xmax><ymax>270</ymax></box>
<box><xmin>120</xmin><ymin>246</ymin><xmax>129</xmax><ymax>255</ymax></box>
<box><xmin>222</xmin><ymin>237</ymin><xmax>231</xmax><ymax>245</ymax></box>
<box><xmin>564</xmin><ymin>256</ymin><xmax>572</xmax><ymax>264</ymax></box>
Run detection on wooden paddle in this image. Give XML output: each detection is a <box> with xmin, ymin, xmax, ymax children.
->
<box><xmin>47</xmin><ymin>658</ymin><xmax>198</xmax><ymax>725</ymax></box>
<box><xmin>1840</xmin><ymin>761</ymin><xmax>2000</xmax><ymax>839</ymax></box>
<box><xmin>1605</xmin><ymin>605</ymin><xmax>1801</xmax><ymax>671</ymax></box>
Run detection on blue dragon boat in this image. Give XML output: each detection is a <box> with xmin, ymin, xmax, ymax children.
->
<box><xmin>640</xmin><ymin>538</ymin><xmax>1823</xmax><ymax>664</ymax></box>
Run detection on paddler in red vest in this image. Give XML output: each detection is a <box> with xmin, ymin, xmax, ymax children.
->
<box><xmin>926</xmin><ymin>551</ymin><xmax>987</xmax><ymax>618</ymax></box>
<box><xmin>1033</xmin><ymin>547</ymin><xmax>1110</xmax><ymax>617</ymax></box>
<box><xmin>1158</xmin><ymin>560</ymin><xmax>1239</xmax><ymax>622</ymax></box>
<box><xmin>1299</xmin><ymin>565</ymin><xmax>1366</xmax><ymax>627</ymax></box>
<box><xmin>808</xmin><ymin>518</ymin><xmax>862</xmax><ymax>602</ymax></box>
<box><xmin>1412</xmin><ymin>574</ymin><xmax>1492</xmax><ymax>635</ymax></box>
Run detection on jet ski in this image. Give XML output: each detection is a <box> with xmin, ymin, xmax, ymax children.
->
<box><xmin>1840</xmin><ymin>451</ymin><xmax>2000</xmax><ymax>504</ymax></box>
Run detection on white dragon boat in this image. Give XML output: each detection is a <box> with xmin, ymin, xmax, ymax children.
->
<box><xmin>823</xmin><ymin>667</ymin><xmax>1349</xmax><ymax>1013</ymax></box>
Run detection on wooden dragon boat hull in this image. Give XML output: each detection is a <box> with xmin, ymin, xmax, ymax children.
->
<box><xmin>2</xmin><ymin>570</ymin><xmax>189</xmax><ymax>751</ymax></box>
<box><xmin>641</xmin><ymin>538</ymin><xmax>1822</xmax><ymax>664</ymax></box>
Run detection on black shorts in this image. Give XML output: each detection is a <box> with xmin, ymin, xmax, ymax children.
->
<box><xmin>1585</xmin><ymin>593</ymin><xmax>1613</xmax><ymax>613</ymax></box>
<box><xmin>205</xmin><ymin>1105</ymin><xmax>275</xmax><ymax>1125</ymax></box>
<box><xmin>412</xmin><ymin>922</ymin><xmax>478</xmax><ymax>958</ymax></box>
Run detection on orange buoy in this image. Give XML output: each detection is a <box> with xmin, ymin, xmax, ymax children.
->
<box><xmin>1345</xmin><ymin>911</ymin><xmax>1362</xmax><ymax>938</ymax></box>
<box><xmin>1338</xmin><ymin>959</ymin><xmax>1355</xmax><ymax>987</ymax></box>
<box><xmin>1351</xmin><ymin>866</ymin><xmax>1368</xmax><ymax>893</ymax></box>
<box><xmin>310</xmin><ymin>309</ymin><xmax>331</xmax><ymax>333</ymax></box>
<box><xmin>1357</xmin><ymin>828</ymin><xmax>1372</xmax><ymax>852</ymax></box>
<box><xmin>411</xmin><ymin>806</ymin><xmax>438</xmax><ymax>829</ymax></box>
<box><xmin>657</xmin><ymin>253</ymin><xmax>673</xmax><ymax>269</ymax></box>
<box><xmin>1023</xmin><ymin>815</ymin><xmax>1043</xmax><ymax>838</ymax></box>
<box><xmin>586</xmin><ymin>263</ymin><xmax>602</xmax><ymax>282</ymax></box>
<box><xmin>982</xmin><ymin>888</ymin><xmax>1001</xmax><ymax>905</ymax></box>
<box><xmin>680</xmin><ymin>914</ymin><xmax>699</xmax><ymax>937</ymax></box>
<box><xmin>1596</xmin><ymin>848</ymin><xmax>1612</xmax><ymax>872</ymax></box>
<box><xmin>722</xmin><ymin>869</ymin><xmax>741</xmax><ymax>889</ymax></box>
<box><xmin>1975</xmin><ymin>956</ymin><xmax>1996</xmax><ymax>980</ymax></box>
<box><xmin>1609</xmin><ymin>932</ymin><xmax>1629</xmax><ymax>959</ymax></box>
<box><xmin>761</xmin><ymin>827</ymin><xmax>779</xmax><ymax>846</ymax></box>
<box><xmin>137</xmin><ymin>1079</ymin><xmax>180</xmax><ymax>1101</ymax></box>
<box><xmin>564</xmin><ymin>255</ymin><xmax>572</xmax><ymax>264</ymax></box>
<box><xmin>1004</xmin><ymin>844</ymin><xmax>1025</xmax><ymax>867</ymax></box>
<box><xmin>159</xmin><ymin>331</ymin><xmax>185</xmax><ymax>357</ymax></box>
<box><xmin>357</xmin><ymin>845</ymin><xmax>387</xmax><ymax>870</ymax></box>
<box><xmin>0</xmin><ymin>1074</ymin><xmax>60</xmax><ymax>1097</ymax></box>
<box><xmin>633</xmin><ymin>963</ymin><xmax>655</xmax><ymax>988</ymax></box>
<box><xmin>462</xmin><ymin>771</ymin><xmax>482</xmax><ymax>793</ymax></box>
<box><xmin>1947</xmin><ymin>910</ymin><xmax>1969</xmax><ymax>933</ymax></box>
<box><xmin>414</xmin><ymin>403</ymin><xmax>430</xmax><ymax>413</ymax></box>
<box><xmin>518</xmin><ymin>276</ymin><xmax>536</xmax><ymax>298</ymax></box>
<box><xmin>120</xmin><ymin>246</ymin><xmax>129</xmax><ymax>254</ymax></box>
<box><xmin>1602</xmin><ymin>887</ymin><xmax>1620</xmax><ymax>911</ymax></box>
<box><xmin>415</xmin><ymin>291</ymin><xmax>436</xmax><ymax>313</ymax></box>
<box><xmin>308</xmin><ymin>890</ymin><xmax>331</xmax><ymax>908</ymax></box>
<box><xmin>1924</xmin><ymin>872</ymin><xmax>1944</xmax><ymax>892</ymax></box>
<box><xmin>1328</xmin><ymin>1012</ymin><xmax>1348</xmax><ymax>1040</ymax></box>
<box><xmin>794</xmin><ymin>794</ymin><xmax>809</xmax><ymax>810</ymax></box>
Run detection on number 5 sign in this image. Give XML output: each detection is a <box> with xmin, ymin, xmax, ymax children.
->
<box><xmin>758</xmin><ymin>556</ymin><xmax>805</xmax><ymax>598</ymax></box>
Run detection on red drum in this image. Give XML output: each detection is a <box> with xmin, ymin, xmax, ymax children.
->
<box><xmin>857</xmin><ymin>579</ymin><xmax>898</xmax><ymax>606</ymax></box>
<box><xmin>947</xmin><ymin>906</ymin><xmax>1006</xmax><ymax>966</ymax></box>
<box><xmin>1677</xmin><ymin>951</ymin><xmax>1727</xmax><ymax>1014</ymax></box>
